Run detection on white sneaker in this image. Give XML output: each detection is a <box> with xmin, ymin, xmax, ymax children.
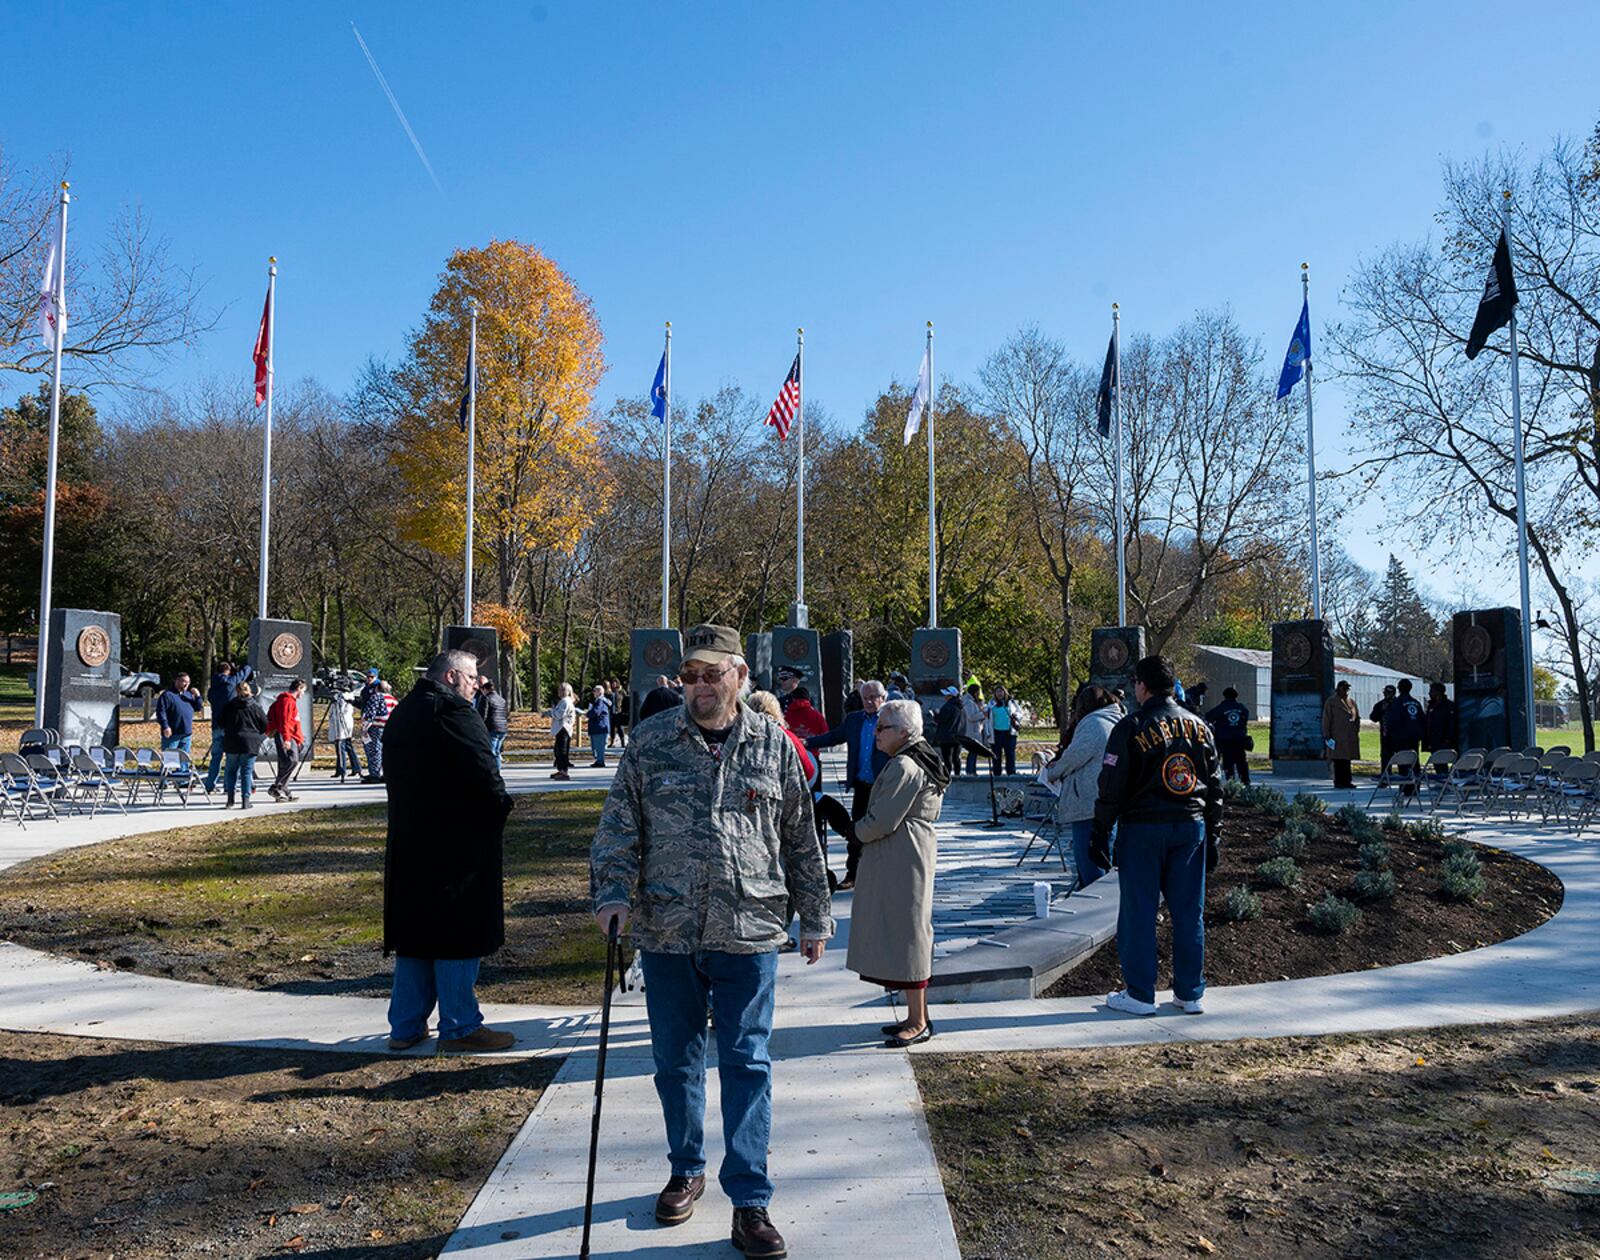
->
<box><xmin>1105</xmin><ymin>989</ymin><xmax>1158</xmax><ymax>1016</ymax></box>
<box><xmin>1171</xmin><ymin>996</ymin><xmax>1204</xmax><ymax>1015</ymax></box>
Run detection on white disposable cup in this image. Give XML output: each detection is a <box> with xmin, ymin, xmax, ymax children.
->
<box><xmin>1033</xmin><ymin>881</ymin><xmax>1052</xmax><ymax>918</ymax></box>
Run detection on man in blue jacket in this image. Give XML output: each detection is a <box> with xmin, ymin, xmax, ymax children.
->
<box><xmin>804</xmin><ymin>679</ymin><xmax>888</xmax><ymax>889</ymax></box>
<box><xmin>203</xmin><ymin>661</ymin><xmax>253</xmax><ymax>793</ymax></box>
<box><xmin>155</xmin><ymin>673</ymin><xmax>204</xmax><ymax>753</ymax></box>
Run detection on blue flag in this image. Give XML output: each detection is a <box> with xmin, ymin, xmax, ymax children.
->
<box><xmin>457</xmin><ymin>338</ymin><xmax>474</xmax><ymax>431</ymax></box>
<box><xmin>1276</xmin><ymin>299</ymin><xmax>1310</xmax><ymax>400</ymax></box>
<box><xmin>650</xmin><ymin>351</ymin><xmax>668</xmax><ymax>421</ymax></box>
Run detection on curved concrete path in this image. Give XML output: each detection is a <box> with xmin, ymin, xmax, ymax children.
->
<box><xmin>2</xmin><ymin>770</ymin><xmax>1596</xmax><ymax>1257</ymax></box>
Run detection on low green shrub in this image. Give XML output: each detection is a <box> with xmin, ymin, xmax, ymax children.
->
<box><xmin>1409</xmin><ymin>819</ymin><xmax>1449</xmax><ymax>845</ymax></box>
<box><xmin>1292</xmin><ymin>791</ymin><xmax>1328</xmax><ymax>816</ymax></box>
<box><xmin>1334</xmin><ymin>803</ymin><xmax>1369</xmax><ymax>829</ymax></box>
<box><xmin>1440</xmin><ymin>866</ymin><xmax>1486</xmax><ymax>902</ymax></box>
<box><xmin>1358</xmin><ymin>840</ymin><xmax>1391</xmax><ymax>870</ymax></box>
<box><xmin>1308</xmin><ymin>893</ymin><xmax>1363</xmax><ymax>934</ymax></box>
<box><xmin>1255</xmin><ymin>856</ymin><xmax>1302</xmax><ymax>888</ymax></box>
<box><xmin>1223</xmin><ymin>885</ymin><xmax>1262</xmax><ymax>922</ymax></box>
<box><xmin>1381</xmin><ymin>812</ymin><xmax>1407</xmax><ymax>833</ymax></box>
<box><xmin>1270</xmin><ymin>829</ymin><xmax>1307</xmax><ymax>860</ymax></box>
<box><xmin>1442</xmin><ymin>838</ymin><xmax>1477</xmax><ymax>864</ymax></box>
<box><xmin>1285</xmin><ymin>814</ymin><xmax>1323</xmax><ymax>842</ymax></box>
<box><xmin>1352</xmin><ymin>868</ymin><xmax>1397</xmax><ymax>901</ymax></box>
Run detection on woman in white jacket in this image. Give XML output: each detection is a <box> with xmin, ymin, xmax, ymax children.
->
<box><xmin>1045</xmin><ymin>684</ymin><xmax>1122</xmax><ymax>888</ymax></box>
<box><xmin>546</xmin><ymin>683</ymin><xmax>578</xmax><ymax>781</ymax></box>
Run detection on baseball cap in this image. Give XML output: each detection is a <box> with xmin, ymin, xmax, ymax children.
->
<box><xmin>681</xmin><ymin>623</ymin><xmax>742</xmax><ymax>667</ymax></box>
<box><xmin>366</xmin><ymin>667</ymin><xmax>380</xmax><ymax>678</ymax></box>
<box><xmin>942</xmin><ymin>685</ymin><xmax>959</xmax><ymax>697</ymax></box>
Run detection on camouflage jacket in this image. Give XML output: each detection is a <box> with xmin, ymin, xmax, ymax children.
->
<box><xmin>590</xmin><ymin>702</ymin><xmax>834</xmax><ymax>954</ymax></box>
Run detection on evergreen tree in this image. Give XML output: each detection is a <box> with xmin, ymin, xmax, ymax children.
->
<box><xmin>1369</xmin><ymin>556</ymin><xmax>1449</xmax><ymax>679</ymax></box>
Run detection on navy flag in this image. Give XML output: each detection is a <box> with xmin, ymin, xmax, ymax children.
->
<box><xmin>1465</xmin><ymin>228</ymin><xmax>1518</xmax><ymax>360</ymax></box>
<box><xmin>1095</xmin><ymin>332</ymin><xmax>1117</xmax><ymax>437</ymax></box>
<box><xmin>650</xmin><ymin>351</ymin><xmax>668</xmax><ymax>421</ymax></box>
<box><xmin>1276</xmin><ymin>298</ymin><xmax>1311</xmax><ymax>400</ymax></box>
<box><xmin>457</xmin><ymin>337</ymin><xmax>475</xmax><ymax>432</ymax></box>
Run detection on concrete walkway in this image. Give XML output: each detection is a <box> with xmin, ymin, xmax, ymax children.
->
<box><xmin>2</xmin><ymin>769</ymin><xmax>1598</xmax><ymax>1257</ymax></box>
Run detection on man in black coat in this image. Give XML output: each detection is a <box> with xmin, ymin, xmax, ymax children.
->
<box><xmin>1370</xmin><ymin>684</ymin><xmax>1398</xmax><ymax>778</ymax></box>
<box><xmin>383</xmin><ymin>649</ymin><xmax>515</xmax><ymax>1054</ymax></box>
<box><xmin>1204</xmin><ymin>687</ymin><xmax>1252</xmax><ymax>785</ymax></box>
<box><xmin>1380</xmin><ymin>679</ymin><xmax>1426</xmax><ymax>789</ymax></box>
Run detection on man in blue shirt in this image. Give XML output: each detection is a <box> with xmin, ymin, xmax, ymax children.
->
<box><xmin>155</xmin><ymin>673</ymin><xmax>204</xmax><ymax>753</ymax></box>
<box><xmin>202</xmin><ymin>661</ymin><xmax>252</xmax><ymax>793</ymax></box>
<box><xmin>804</xmin><ymin>679</ymin><xmax>888</xmax><ymax>890</ymax></box>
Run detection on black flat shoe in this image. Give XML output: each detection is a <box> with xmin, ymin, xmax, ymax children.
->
<box><xmin>880</xmin><ymin>1020</ymin><xmax>912</xmax><ymax>1036</ymax></box>
<box><xmin>884</xmin><ymin>1022</ymin><xmax>933</xmax><ymax>1048</ymax></box>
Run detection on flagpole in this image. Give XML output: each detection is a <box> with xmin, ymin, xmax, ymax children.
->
<box><xmin>1504</xmin><ymin>192</ymin><xmax>1535</xmax><ymax>745</ymax></box>
<box><xmin>1302</xmin><ymin>264</ymin><xmax>1323</xmax><ymax>620</ymax></box>
<box><xmin>926</xmin><ymin>321</ymin><xmax>938</xmax><ymax>629</ymax></box>
<box><xmin>464</xmin><ymin>301</ymin><xmax>478</xmax><ymax>626</ymax></box>
<box><xmin>33</xmin><ymin>182</ymin><xmax>69</xmax><ymax>728</ymax></box>
<box><xmin>1112</xmin><ymin>303</ymin><xmax>1126</xmax><ymax>627</ymax></box>
<box><xmin>257</xmin><ymin>258</ymin><xmax>277</xmax><ymax>622</ymax></box>
<box><xmin>794</xmin><ymin>327</ymin><xmax>806</xmax><ymax>626</ymax></box>
<box><xmin>662</xmin><ymin>321</ymin><xmax>672</xmax><ymax>628</ymax></box>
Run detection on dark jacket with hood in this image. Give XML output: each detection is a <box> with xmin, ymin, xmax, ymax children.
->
<box><xmin>382</xmin><ymin>677</ymin><xmax>513</xmax><ymax>959</ymax></box>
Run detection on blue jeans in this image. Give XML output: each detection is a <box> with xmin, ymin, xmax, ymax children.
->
<box><xmin>1072</xmin><ymin>819</ymin><xmax>1115</xmax><ymax>889</ymax></box>
<box><xmin>1115</xmin><ymin>818</ymin><xmax>1207</xmax><ymax>1006</ymax></box>
<box><xmin>488</xmin><ymin>733</ymin><xmax>506</xmax><ymax>767</ymax></box>
<box><xmin>203</xmin><ymin>729</ymin><xmax>228</xmax><ymax>791</ymax></box>
<box><xmin>388</xmin><ymin>956</ymin><xmax>484</xmax><ymax>1041</ymax></box>
<box><xmin>589</xmin><ymin>730</ymin><xmax>607</xmax><ymax>765</ymax></box>
<box><xmin>992</xmin><ymin>730</ymin><xmax>1017</xmax><ymax>775</ymax></box>
<box><xmin>161</xmin><ymin>734</ymin><xmax>192</xmax><ymax>753</ymax></box>
<box><xmin>223</xmin><ymin>752</ymin><xmax>255</xmax><ymax>802</ymax></box>
<box><xmin>334</xmin><ymin>738</ymin><xmax>363</xmax><ymax>777</ymax></box>
<box><xmin>641</xmin><ymin>949</ymin><xmax>778</xmax><ymax>1209</ymax></box>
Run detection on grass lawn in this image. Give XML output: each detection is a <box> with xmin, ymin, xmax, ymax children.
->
<box><xmin>0</xmin><ymin>791</ymin><xmax>611</xmax><ymax>1006</ymax></box>
<box><xmin>917</xmin><ymin>1015</ymin><xmax>1600</xmax><ymax>1259</ymax></box>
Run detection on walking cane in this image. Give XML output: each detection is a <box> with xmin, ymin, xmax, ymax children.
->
<box><xmin>579</xmin><ymin>917</ymin><xmax>621</xmax><ymax>1259</ymax></box>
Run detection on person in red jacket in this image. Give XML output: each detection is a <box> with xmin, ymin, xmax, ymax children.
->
<box><xmin>265</xmin><ymin>678</ymin><xmax>308</xmax><ymax>802</ymax></box>
<box><xmin>783</xmin><ymin>686</ymin><xmax>831</xmax><ymax>740</ymax></box>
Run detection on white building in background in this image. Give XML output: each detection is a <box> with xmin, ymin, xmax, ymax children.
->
<box><xmin>1190</xmin><ymin>645</ymin><xmax>1451</xmax><ymax>723</ymax></box>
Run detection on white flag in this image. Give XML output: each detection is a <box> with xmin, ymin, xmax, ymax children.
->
<box><xmin>37</xmin><ymin>245</ymin><xmax>64</xmax><ymax>353</ymax></box>
<box><xmin>903</xmin><ymin>347</ymin><xmax>931</xmax><ymax>445</ymax></box>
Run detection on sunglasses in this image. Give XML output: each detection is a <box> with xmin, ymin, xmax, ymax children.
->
<box><xmin>679</xmin><ymin>665</ymin><xmax>733</xmax><ymax>685</ymax></box>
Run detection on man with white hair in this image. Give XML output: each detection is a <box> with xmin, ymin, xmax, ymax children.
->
<box><xmin>804</xmin><ymin>677</ymin><xmax>889</xmax><ymax>890</ymax></box>
<box><xmin>592</xmin><ymin>624</ymin><xmax>832</xmax><ymax>1256</ymax></box>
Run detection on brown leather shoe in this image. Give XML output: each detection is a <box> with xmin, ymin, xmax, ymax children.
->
<box><xmin>437</xmin><ymin>1025</ymin><xmax>515</xmax><ymax>1053</ymax></box>
<box><xmin>731</xmin><ymin>1207</ymin><xmax>787</xmax><ymax>1257</ymax></box>
<box><xmin>387</xmin><ymin>1031</ymin><xmax>429</xmax><ymax>1052</ymax></box>
<box><xmin>654</xmin><ymin>1173</ymin><xmax>705</xmax><ymax>1224</ymax></box>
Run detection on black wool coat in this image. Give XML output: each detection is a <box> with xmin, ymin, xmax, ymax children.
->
<box><xmin>382</xmin><ymin>678</ymin><xmax>514</xmax><ymax>959</ymax></box>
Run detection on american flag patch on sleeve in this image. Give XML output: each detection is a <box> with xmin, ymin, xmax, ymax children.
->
<box><xmin>1102</xmin><ymin>753</ymin><xmax>1118</xmax><ymax>766</ymax></box>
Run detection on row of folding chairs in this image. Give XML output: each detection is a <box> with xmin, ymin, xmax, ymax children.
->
<box><xmin>1425</xmin><ymin>745</ymin><xmax>1600</xmax><ymax>831</ymax></box>
<box><xmin>0</xmin><ymin>744</ymin><xmax>214</xmax><ymax>827</ymax></box>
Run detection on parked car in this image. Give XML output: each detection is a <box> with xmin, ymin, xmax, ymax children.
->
<box><xmin>119</xmin><ymin>666</ymin><xmax>160</xmax><ymax>704</ymax></box>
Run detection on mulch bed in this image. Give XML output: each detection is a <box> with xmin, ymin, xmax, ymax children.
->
<box><xmin>0</xmin><ymin>1031</ymin><xmax>557</xmax><ymax>1259</ymax></box>
<box><xmin>916</xmin><ymin>1014</ymin><xmax>1600</xmax><ymax>1259</ymax></box>
<box><xmin>1045</xmin><ymin>796</ymin><xmax>1564</xmax><ymax>998</ymax></box>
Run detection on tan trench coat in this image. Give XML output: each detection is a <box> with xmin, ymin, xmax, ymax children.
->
<box><xmin>1322</xmin><ymin>692</ymin><xmax>1361</xmax><ymax>760</ymax></box>
<box><xmin>846</xmin><ymin>751</ymin><xmax>945</xmax><ymax>984</ymax></box>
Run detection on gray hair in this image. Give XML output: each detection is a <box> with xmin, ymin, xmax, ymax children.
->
<box><xmin>426</xmin><ymin>649</ymin><xmax>478</xmax><ymax>682</ymax></box>
<box><xmin>876</xmin><ymin>698</ymin><xmax>923</xmax><ymax>740</ymax></box>
<box><xmin>860</xmin><ymin>678</ymin><xmax>887</xmax><ymax>700</ymax></box>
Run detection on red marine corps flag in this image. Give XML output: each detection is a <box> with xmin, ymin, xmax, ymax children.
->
<box><xmin>252</xmin><ymin>280</ymin><xmax>272</xmax><ymax>405</ymax></box>
<box><xmin>764</xmin><ymin>353</ymin><xmax>800</xmax><ymax>440</ymax></box>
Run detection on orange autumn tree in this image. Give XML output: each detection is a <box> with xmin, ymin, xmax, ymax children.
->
<box><xmin>390</xmin><ymin>240</ymin><xmax>608</xmax><ymax>616</ymax></box>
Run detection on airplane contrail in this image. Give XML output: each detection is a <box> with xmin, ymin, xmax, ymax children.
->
<box><xmin>350</xmin><ymin>22</ymin><xmax>444</xmax><ymax>194</ymax></box>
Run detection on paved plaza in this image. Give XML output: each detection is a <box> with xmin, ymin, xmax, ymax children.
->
<box><xmin>2</xmin><ymin>761</ymin><xmax>1597</xmax><ymax>1256</ymax></box>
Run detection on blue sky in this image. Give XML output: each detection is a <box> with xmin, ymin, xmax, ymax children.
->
<box><xmin>5</xmin><ymin>1</ymin><xmax>1598</xmax><ymax>598</ymax></box>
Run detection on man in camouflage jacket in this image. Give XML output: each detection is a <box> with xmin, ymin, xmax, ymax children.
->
<box><xmin>592</xmin><ymin>623</ymin><xmax>831</xmax><ymax>1259</ymax></box>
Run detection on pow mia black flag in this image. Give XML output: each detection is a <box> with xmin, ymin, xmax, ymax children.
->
<box><xmin>1465</xmin><ymin>228</ymin><xmax>1518</xmax><ymax>360</ymax></box>
<box><xmin>1096</xmin><ymin>331</ymin><xmax>1117</xmax><ymax>437</ymax></box>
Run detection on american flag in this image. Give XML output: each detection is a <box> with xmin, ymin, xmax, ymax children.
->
<box><xmin>765</xmin><ymin>353</ymin><xmax>800</xmax><ymax>440</ymax></box>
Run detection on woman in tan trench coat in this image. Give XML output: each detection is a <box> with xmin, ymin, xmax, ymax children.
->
<box><xmin>1321</xmin><ymin>679</ymin><xmax>1362</xmax><ymax>790</ymax></box>
<box><xmin>847</xmin><ymin>698</ymin><xmax>950</xmax><ymax>1047</ymax></box>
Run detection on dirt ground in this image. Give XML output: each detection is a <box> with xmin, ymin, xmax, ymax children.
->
<box><xmin>0</xmin><ymin>1030</ymin><xmax>558</xmax><ymax>1260</ymax></box>
<box><xmin>1046</xmin><ymin>802</ymin><xmax>1562</xmax><ymax>998</ymax></box>
<box><xmin>0</xmin><ymin>792</ymin><xmax>611</xmax><ymax>1007</ymax></box>
<box><xmin>917</xmin><ymin>1014</ymin><xmax>1600</xmax><ymax>1259</ymax></box>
